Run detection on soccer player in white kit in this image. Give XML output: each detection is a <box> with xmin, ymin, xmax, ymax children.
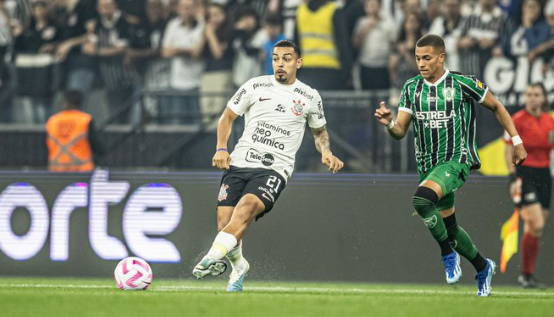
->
<box><xmin>192</xmin><ymin>40</ymin><xmax>344</xmax><ymax>291</ymax></box>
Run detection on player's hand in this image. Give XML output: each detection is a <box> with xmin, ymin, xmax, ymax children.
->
<box><xmin>212</xmin><ymin>150</ymin><xmax>231</xmax><ymax>170</ymax></box>
<box><xmin>374</xmin><ymin>101</ymin><xmax>393</xmax><ymax>127</ymax></box>
<box><xmin>509</xmin><ymin>179</ymin><xmax>521</xmax><ymax>199</ymax></box>
<box><xmin>322</xmin><ymin>150</ymin><xmax>344</xmax><ymax>173</ymax></box>
<box><xmin>512</xmin><ymin>144</ymin><xmax>527</xmax><ymax>166</ymax></box>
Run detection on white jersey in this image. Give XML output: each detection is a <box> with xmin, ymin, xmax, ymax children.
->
<box><xmin>227</xmin><ymin>75</ymin><xmax>326</xmax><ymax>180</ymax></box>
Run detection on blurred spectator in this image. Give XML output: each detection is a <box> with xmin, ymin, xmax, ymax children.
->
<box><xmin>116</xmin><ymin>0</ymin><xmax>148</xmax><ymax>25</ymax></box>
<box><xmin>457</xmin><ymin>0</ymin><xmax>509</xmax><ymax>79</ymax></box>
<box><xmin>3</xmin><ymin>0</ymin><xmax>32</xmax><ymax>29</ymax></box>
<box><xmin>497</xmin><ymin>0</ymin><xmax>551</xmax><ymax>65</ymax></box>
<box><xmin>428</xmin><ymin>0</ymin><xmax>463</xmax><ymax>71</ymax></box>
<box><xmin>353</xmin><ymin>0</ymin><xmax>397</xmax><ymax>90</ymax></box>
<box><xmin>199</xmin><ymin>2</ymin><xmax>234</xmax><ymax>125</ymax></box>
<box><xmin>295</xmin><ymin>0</ymin><xmax>353</xmax><ymax>90</ymax></box>
<box><xmin>231</xmin><ymin>6</ymin><xmax>266</xmax><ymax>87</ymax></box>
<box><xmin>225</xmin><ymin>0</ymin><xmax>272</xmax><ymax>22</ymax></box>
<box><xmin>425</xmin><ymin>0</ymin><xmax>440</xmax><ymax>27</ymax></box>
<box><xmin>281</xmin><ymin>0</ymin><xmax>301</xmax><ymax>39</ymax></box>
<box><xmin>161</xmin><ymin>0</ymin><xmax>204</xmax><ymax>124</ymax></box>
<box><xmin>124</xmin><ymin>0</ymin><xmax>170</xmax><ymax>122</ymax></box>
<box><xmin>54</xmin><ymin>0</ymin><xmax>97</xmax><ymax>98</ymax></box>
<box><xmin>546</xmin><ymin>0</ymin><xmax>554</xmax><ymax>27</ymax></box>
<box><xmin>0</xmin><ymin>0</ymin><xmax>14</xmax><ymax>122</ymax></box>
<box><xmin>46</xmin><ymin>90</ymin><xmax>104</xmax><ymax>172</ymax></box>
<box><xmin>86</xmin><ymin>0</ymin><xmax>138</xmax><ymax>124</ymax></box>
<box><xmin>262</xmin><ymin>13</ymin><xmax>285</xmax><ymax>75</ymax></box>
<box><xmin>498</xmin><ymin>0</ymin><xmax>524</xmax><ymax>19</ymax></box>
<box><xmin>14</xmin><ymin>0</ymin><xmax>62</xmax><ymax>123</ymax></box>
<box><xmin>337</xmin><ymin>0</ymin><xmax>366</xmax><ymax>60</ymax></box>
<box><xmin>388</xmin><ymin>11</ymin><xmax>423</xmax><ymax>89</ymax></box>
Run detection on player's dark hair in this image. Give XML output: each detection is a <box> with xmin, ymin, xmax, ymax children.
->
<box><xmin>416</xmin><ymin>34</ymin><xmax>446</xmax><ymax>54</ymax></box>
<box><xmin>63</xmin><ymin>90</ymin><xmax>82</xmax><ymax>109</ymax></box>
<box><xmin>273</xmin><ymin>39</ymin><xmax>301</xmax><ymax>57</ymax></box>
<box><xmin>528</xmin><ymin>82</ymin><xmax>550</xmax><ymax>112</ymax></box>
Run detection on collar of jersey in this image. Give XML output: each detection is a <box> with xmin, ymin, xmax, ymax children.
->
<box><xmin>423</xmin><ymin>69</ymin><xmax>449</xmax><ymax>87</ymax></box>
<box><xmin>270</xmin><ymin>76</ymin><xmax>298</xmax><ymax>90</ymax></box>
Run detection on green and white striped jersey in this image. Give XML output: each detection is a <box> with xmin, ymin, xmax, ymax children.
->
<box><xmin>398</xmin><ymin>69</ymin><xmax>488</xmax><ymax>174</ymax></box>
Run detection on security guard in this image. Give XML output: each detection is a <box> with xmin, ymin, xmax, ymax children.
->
<box><xmin>46</xmin><ymin>90</ymin><xmax>103</xmax><ymax>172</ymax></box>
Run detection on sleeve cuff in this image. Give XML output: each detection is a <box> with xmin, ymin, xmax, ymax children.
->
<box><xmin>398</xmin><ymin>107</ymin><xmax>413</xmax><ymax>115</ymax></box>
<box><xmin>478</xmin><ymin>87</ymin><xmax>489</xmax><ymax>104</ymax></box>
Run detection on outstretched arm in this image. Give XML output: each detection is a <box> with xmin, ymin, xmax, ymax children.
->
<box><xmin>310</xmin><ymin>125</ymin><xmax>344</xmax><ymax>173</ymax></box>
<box><xmin>212</xmin><ymin>107</ymin><xmax>238</xmax><ymax>170</ymax></box>
<box><xmin>481</xmin><ymin>91</ymin><xmax>527</xmax><ymax>166</ymax></box>
<box><xmin>374</xmin><ymin>101</ymin><xmax>412</xmax><ymax>140</ymax></box>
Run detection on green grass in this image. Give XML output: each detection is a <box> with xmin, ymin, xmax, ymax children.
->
<box><xmin>0</xmin><ymin>278</ymin><xmax>553</xmax><ymax>317</ymax></box>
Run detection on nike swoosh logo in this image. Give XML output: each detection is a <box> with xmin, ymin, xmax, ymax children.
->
<box><xmin>259</xmin><ymin>97</ymin><xmax>271</xmax><ymax>102</ymax></box>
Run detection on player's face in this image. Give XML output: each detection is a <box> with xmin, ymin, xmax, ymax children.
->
<box><xmin>272</xmin><ymin>47</ymin><xmax>302</xmax><ymax>85</ymax></box>
<box><xmin>415</xmin><ymin>45</ymin><xmax>445</xmax><ymax>82</ymax></box>
<box><xmin>524</xmin><ymin>86</ymin><xmax>545</xmax><ymax>113</ymax></box>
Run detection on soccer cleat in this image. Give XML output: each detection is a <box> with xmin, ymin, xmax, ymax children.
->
<box><xmin>192</xmin><ymin>257</ymin><xmax>227</xmax><ymax>279</ymax></box>
<box><xmin>441</xmin><ymin>251</ymin><xmax>462</xmax><ymax>285</ymax></box>
<box><xmin>226</xmin><ymin>259</ymin><xmax>250</xmax><ymax>292</ymax></box>
<box><xmin>476</xmin><ymin>259</ymin><xmax>496</xmax><ymax>297</ymax></box>
<box><xmin>518</xmin><ymin>274</ymin><xmax>546</xmax><ymax>289</ymax></box>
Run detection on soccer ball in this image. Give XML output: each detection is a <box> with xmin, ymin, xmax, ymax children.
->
<box><xmin>114</xmin><ymin>257</ymin><xmax>153</xmax><ymax>291</ymax></box>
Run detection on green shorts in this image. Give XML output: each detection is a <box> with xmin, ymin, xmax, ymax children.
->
<box><xmin>418</xmin><ymin>161</ymin><xmax>470</xmax><ymax>211</ymax></box>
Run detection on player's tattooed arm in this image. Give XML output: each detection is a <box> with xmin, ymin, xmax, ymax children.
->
<box><xmin>311</xmin><ymin>126</ymin><xmax>331</xmax><ymax>154</ymax></box>
<box><xmin>311</xmin><ymin>126</ymin><xmax>344</xmax><ymax>173</ymax></box>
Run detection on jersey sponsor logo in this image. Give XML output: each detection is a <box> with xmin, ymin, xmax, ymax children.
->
<box><xmin>253</xmin><ymin>82</ymin><xmax>273</xmax><ymax>90</ymax></box>
<box><xmin>233</xmin><ymin>88</ymin><xmax>247</xmax><ymax>105</ymax></box>
<box><xmin>218</xmin><ymin>184</ymin><xmax>229</xmax><ymax>202</ymax></box>
<box><xmin>293</xmin><ymin>88</ymin><xmax>314</xmax><ymax>101</ymax></box>
<box><xmin>416</xmin><ymin>110</ymin><xmax>456</xmax><ymax>129</ymax></box>
<box><xmin>291</xmin><ymin>99</ymin><xmax>305</xmax><ymax>116</ymax></box>
<box><xmin>256</xmin><ymin>121</ymin><xmax>291</xmax><ymax>136</ymax></box>
<box><xmin>444</xmin><ymin>87</ymin><xmax>455</xmax><ymax>102</ymax></box>
<box><xmin>246</xmin><ymin>148</ymin><xmax>275</xmax><ymax>166</ymax></box>
<box><xmin>317</xmin><ymin>100</ymin><xmax>324</xmax><ymax>119</ymax></box>
<box><xmin>259</xmin><ymin>97</ymin><xmax>271</xmax><ymax>102</ymax></box>
<box><xmin>275</xmin><ymin>104</ymin><xmax>285</xmax><ymax>113</ymax></box>
<box><xmin>422</xmin><ymin>215</ymin><xmax>438</xmax><ymax>228</ymax></box>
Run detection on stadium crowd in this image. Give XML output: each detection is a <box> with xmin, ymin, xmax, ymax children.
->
<box><xmin>0</xmin><ymin>0</ymin><xmax>553</xmax><ymax>124</ymax></box>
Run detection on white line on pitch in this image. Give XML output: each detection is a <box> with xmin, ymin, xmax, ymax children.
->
<box><xmin>0</xmin><ymin>284</ymin><xmax>553</xmax><ymax>297</ymax></box>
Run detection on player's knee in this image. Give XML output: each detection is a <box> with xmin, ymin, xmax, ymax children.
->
<box><xmin>412</xmin><ymin>187</ymin><xmax>439</xmax><ymax>216</ymax></box>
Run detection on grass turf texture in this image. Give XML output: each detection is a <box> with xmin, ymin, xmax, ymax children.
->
<box><xmin>1</xmin><ymin>278</ymin><xmax>553</xmax><ymax>317</ymax></box>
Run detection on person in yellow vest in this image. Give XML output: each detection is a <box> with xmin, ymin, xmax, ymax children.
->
<box><xmin>46</xmin><ymin>91</ymin><xmax>104</xmax><ymax>172</ymax></box>
<box><xmin>295</xmin><ymin>0</ymin><xmax>353</xmax><ymax>90</ymax></box>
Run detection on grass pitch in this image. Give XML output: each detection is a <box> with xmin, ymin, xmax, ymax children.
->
<box><xmin>0</xmin><ymin>278</ymin><xmax>552</xmax><ymax>317</ymax></box>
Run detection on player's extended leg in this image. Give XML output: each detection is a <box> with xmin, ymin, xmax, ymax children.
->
<box><xmin>519</xmin><ymin>203</ymin><xmax>546</xmax><ymax>288</ymax></box>
<box><xmin>193</xmin><ymin>195</ymin><xmax>264</xmax><ymax>282</ymax></box>
<box><xmin>412</xmin><ymin>181</ymin><xmax>460</xmax><ymax>284</ymax></box>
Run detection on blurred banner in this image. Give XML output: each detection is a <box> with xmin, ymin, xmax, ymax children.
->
<box><xmin>1</xmin><ymin>170</ymin><xmax>553</xmax><ymax>285</ymax></box>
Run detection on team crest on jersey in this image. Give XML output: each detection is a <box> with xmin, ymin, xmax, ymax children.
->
<box><xmin>218</xmin><ymin>184</ymin><xmax>229</xmax><ymax>202</ymax></box>
<box><xmin>291</xmin><ymin>100</ymin><xmax>305</xmax><ymax>116</ymax></box>
<box><xmin>443</xmin><ymin>87</ymin><xmax>454</xmax><ymax>102</ymax></box>
<box><xmin>476</xmin><ymin>80</ymin><xmax>484</xmax><ymax>90</ymax></box>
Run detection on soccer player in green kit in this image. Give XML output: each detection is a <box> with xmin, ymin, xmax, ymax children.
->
<box><xmin>375</xmin><ymin>34</ymin><xmax>527</xmax><ymax>297</ymax></box>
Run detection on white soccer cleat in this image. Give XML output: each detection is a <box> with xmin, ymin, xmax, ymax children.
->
<box><xmin>227</xmin><ymin>259</ymin><xmax>250</xmax><ymax>292</ymax></box>
<box><xmin>192</xmin><ymin>257</ymin><xmax>227</xmax><ymax>279</ymax></box>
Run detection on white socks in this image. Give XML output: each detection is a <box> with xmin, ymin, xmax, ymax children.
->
<box><xmin>226</xmin><ymin>240</ymin><xmax>246</xmax><ymax>271</ymax></box>
<box><xmin>205</xmin><ymin>231</ymin><xmax>237</xmax><ymax>260</ymax></box>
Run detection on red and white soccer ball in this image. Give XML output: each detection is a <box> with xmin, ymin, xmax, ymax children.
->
<box><xmin>114</xmin><ymin>257</ymin><xmax>153</xmax><ymax>291</ymax></box>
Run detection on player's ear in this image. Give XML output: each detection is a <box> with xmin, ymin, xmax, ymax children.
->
<box><xmin>296</xmin><ymin>57</ymin><xmax>302</xmax><ymax>70</ymax></box>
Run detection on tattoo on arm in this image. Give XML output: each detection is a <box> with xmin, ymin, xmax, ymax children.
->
<box><xmin>311</xmin><ymin>126</ymin><xmax>331</xmax><ymax>154</ymax></box>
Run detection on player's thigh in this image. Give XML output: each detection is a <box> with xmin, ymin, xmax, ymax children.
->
<box><xmin>233</xmin><ymin>194</ymin><xmax>266</xmax><ymax>223</ymax></box>
<box><xmin>242</xmin><ymin>170</ymin><xmax>287</xmax><ymax>221</ymax></box>
<box><xmin>420</xmin><ymin>162</ymin><xmax>469</xmax><ymax>198</ymax></box>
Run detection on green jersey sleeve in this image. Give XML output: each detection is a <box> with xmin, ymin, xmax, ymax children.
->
<box><xmin>397</xmin><ymin>81</ymin><xmax>413</xmax><ymax>115</ymax></box>
<box><xmin>457</xmin><ymin>75</ymin><xmax>489</xmax><ymax>103</ymax></box>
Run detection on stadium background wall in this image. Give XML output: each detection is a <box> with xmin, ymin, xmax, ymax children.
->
<box><xmin>0</xmin><ymin>170</ymin><xmax>552</xmax><ymax>286</ymax></box>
